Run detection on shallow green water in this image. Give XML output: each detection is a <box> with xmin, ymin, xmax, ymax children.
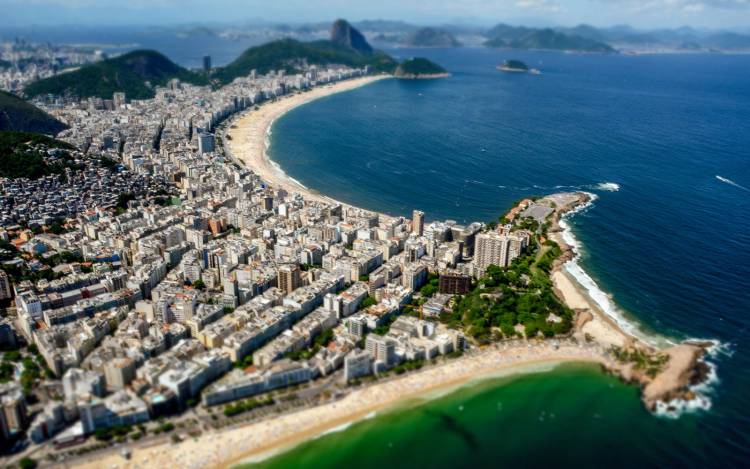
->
<box><xmin>242</xmin><ymin>363</ymin><xmax>717</xmax><ymax>469</ymax></box>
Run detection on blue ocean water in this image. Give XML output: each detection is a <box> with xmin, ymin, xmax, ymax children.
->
<box><xmin>266</xmin><ymin>48</ymin><xmax>750</xmax><ymax>464</ymax></box>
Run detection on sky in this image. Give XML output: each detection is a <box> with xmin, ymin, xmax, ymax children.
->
<box><xmin>2</xmin><ymin>0</ymin><xmax>750</xmax><ymax>30</ymax></box>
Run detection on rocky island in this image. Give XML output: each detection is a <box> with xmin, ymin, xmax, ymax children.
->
<box><xmin>497</xmin><ymin>59</ymin><xmax>541</xmax><ymax>75</ymax></box>
<box><xmin>394</xmin><ymin>57</ymin><xmax>450</xmax><ymax>79</ymax></box>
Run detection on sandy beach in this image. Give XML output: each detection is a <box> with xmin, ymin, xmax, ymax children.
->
<box><xmin>225</xmin><ymin>75</ymin><xmax>391</xmax><ymax>207</ymax></box>
<box><xmin>72</xmin><ymin>342</ymin><xmax>610</xmax><ymax>469</ymax></box>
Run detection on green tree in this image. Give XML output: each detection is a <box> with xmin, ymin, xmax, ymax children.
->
<box><xmin>19</xmin><ymin>457</ymin><xmax>37</xmax><ymax>469</ymax></box>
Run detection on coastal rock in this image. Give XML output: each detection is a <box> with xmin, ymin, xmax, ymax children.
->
<box><xmin>545</xmin><ymin>191</ymin><xmax>710</xmax><ymax>414</ymax></box>
<box><xmin>641</xmin><ymin>344</ymin><xmax>705</xmax><ymax>410</ymax></box>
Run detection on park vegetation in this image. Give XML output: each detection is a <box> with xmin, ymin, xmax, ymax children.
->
<box><xmin>441</xmin><ymin>218</ymin><xmax>573</xmax><ymax>343</ymax></box>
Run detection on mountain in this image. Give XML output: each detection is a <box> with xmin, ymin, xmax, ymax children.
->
<box><xmin>214</xmin><ymin>38</ymin><xmax>398</xmax><ymax>84</ymax></box>
<box><xmin>405</xmin><ymin>28</ymin><xmax>461</xmax><ymax>47</ymax></box>
<box><xmin>552</xmin><ymin>24</ymin><xmax>750</xmax><ymax>52</ymax></box>
<box><xmin>330</xmin><ymin>19</ymin><xmax>373</xmax><ymax>54</ymax></box>
<box><xmin>485</xmin><ymin>24</ymin><xmax>616</xmax><ymax>53</ymax></box>
<box><xmin>394</xmin><ymin>58</ymin><xmax>448</xmax><ymax>79</ymax></box>
<box><xmin>0</xmin><ymin>90</ymin><xmax>67</xmax><ymax>135</ymax></box>
<box><xmin>24</xmin><ymin>50</ymin><xmax>209</xmax><ymax>100</ymax></box>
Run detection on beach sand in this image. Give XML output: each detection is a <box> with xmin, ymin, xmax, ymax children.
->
<box><xmin>72</xmin><ymin>343</ymin><xmax>610</xmax><ymax>469</ymax></box>
<box><xmin>225</xmin><ymin>75</ymin><xmax>391</xmax><ymax>207</ymax></box>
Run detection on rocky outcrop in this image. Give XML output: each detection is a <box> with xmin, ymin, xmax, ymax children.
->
<box><xmin>331</xmin><ymin>19</ymin><xmax>373</xmax><ymax>54</ymax></box>
<box><xmin>546</xmin><ymin>191</ymin><xmax>710</xmax><ymax>413</ymax></box>
<box><xmin>640</xmin><ymin>344</ymin><xmax>707</xmax><ymax>410</ymax></box>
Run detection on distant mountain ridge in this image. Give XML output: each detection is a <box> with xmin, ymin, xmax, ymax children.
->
<box><xmin>24</xmin><ymin>50</ymin><xmax>208</xmax><ymax>100</ymax></box>
<box><xmin>405</xmin><ymin>28</ymin><xmax>461</xmax><ymax>47</ymax></box>
<box><xmin>485</xmin><ymin>24</ymin><xmax>615</xmax><ymax>52</ymax></box>
<box><xmin>0</xmin><ymin>90</ymin><xmax>67</xmax><ymax>135</ymax></box>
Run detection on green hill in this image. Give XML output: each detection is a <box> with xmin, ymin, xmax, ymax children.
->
<box><xmin>214</xmin><ymin>38</ymin><xmax>398</xmax><ymax>84</ymax></box>
<box><xmin>0</xmin><ymin>131</ymin><xmax>76</xmax><ymax>179</ymax></box>
<box><xmin>394</xmin><ymin>58</ymin><xmax>448</xmax><ymax>78</ymax></box>
<box><xmin>405</xmin><ymin>28</ymin><xmax>461</xmax><ymax>47</ymax></box>
<box><xmin>24</xmin><ymin>50</ymin><xmax>209</xmax><ymax>100</ymax></box>
<box><xmin>499</xmin><ymin>60</ymin><xmax>529</xmax><ymax>71</ymax></box>
<box><xmin>0</xmin><ymin>90</ymin><xmax>68</xmax><ymax>135</ymax></box>
<box><xmin>485</xmin><ymin>25</ymin><xmax>615</xmax><ymax>53</ymax></box>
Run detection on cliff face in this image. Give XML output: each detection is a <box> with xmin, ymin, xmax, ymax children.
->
<box><xmin>331</xmin><ymin>19</ymin><xmax>373</xmax><ymax>54</ymax></box>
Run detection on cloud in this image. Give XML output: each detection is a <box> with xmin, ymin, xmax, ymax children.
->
<box><xmin>599</xmin><ymin>0</ymin><xmax>750</xmax><ymax>12</ymax></box>
<box><xmin>515</xmin><ymin>0</ymin><xmax>565</xmax><ymax>12</ymax></box>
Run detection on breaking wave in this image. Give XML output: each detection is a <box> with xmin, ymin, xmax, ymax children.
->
<box><xmin>716</xmin><ymin>175</ymin><xmax>749</xmax><ymax>191</ymax></box>
<box><xmin>560</xmin><ymin>194</ymin><xmax>724</xmax><ymax>418</ymax></box>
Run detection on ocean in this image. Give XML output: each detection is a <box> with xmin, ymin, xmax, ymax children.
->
<box><xmin>258</xmin><ymin>48</ymin><xmax>750</xmax><ymax>467</ymax></box>
<box><xmin>5</xmin><ymin>25</ymin><xmax>747</xmax><ymax>465</ymax></box>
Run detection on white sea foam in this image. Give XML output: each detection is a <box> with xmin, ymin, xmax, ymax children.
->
<box><xmin>316</xmin><ymin>410</ymin><xmax>379</xmax><ymax>438</ymax></box>
<box><xmin>559</xmin><ymin>194</ymin><xmax>665</xmax><ymax>347</ymax></box>
<box><xmin>654</xmin><ymin>357</ymin><xmax>719</xmax><ymax>419</ymax></box>
<box><xmin>561</xmin><ymin>195</ymin><xmax>724</xmax><ymax>418</ymax></box>
<box><xmin>288</xmin><ymin>176</ymin><xmax>309</xmax><ymax>190</ymax></box>
<box><xmin>716</xmin><ymin>175</ymin><xmax>749</xmax><ymax>191</ymax></box>
<box><xmin>592</xmin><ymin>182</ymin><xmax>621</xmax><ymax>192</ymax></box>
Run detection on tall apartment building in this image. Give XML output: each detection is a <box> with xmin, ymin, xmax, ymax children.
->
<box><xmin>412</xmin><ymin>210</ymin><xmax>425</xmax><ymax>237</ymax></box>
<box><xmin>1</xmin><ymin>384</ymin><xmax>27</xmax><ymax>439</ymax></box>
<box><xmin>0</xmin><ymin>270</ymin><xmax>12</xmax><ymax>300</ymax></box>
<box><xmin>438</xmin><ymin>271</ymin><xmax>472</xmax><ymax>294</ymax></box>
<box><xmin>474</xmin><ymin>230</ymin><xmax>530</xmax><ymax>274</ymax></box>
<box><xmin>277</xmin><ymin>264</ymin><xmax>301</xmax><ymax>295</ymax></box>
<box><xmin>198</xmin><ymin>133</ymin><xmax>215</xmax><ymax>154</ymax></box>
<box><xmin>365</xmin><ymin>333</ymin><xmax>396</xmax><ymax>366</ymax></box>
<box><xmin>113</xmin><ymin>92</ymin><xmax>126</xmax><ymax>109</ymax></box>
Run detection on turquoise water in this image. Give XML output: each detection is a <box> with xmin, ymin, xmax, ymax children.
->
<box><xmin>248</xmin><ymin>364</ymin><xmax>716</xmax><ymax>468</ymax></box>
<box><xmin>259</xmin><ymin>49</ymin><xmax>750</xmax><ymax>467</ymax></box>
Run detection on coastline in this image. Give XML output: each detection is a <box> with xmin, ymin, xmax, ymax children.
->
<box><xmin>225</xmin><ymin>75</ymin><xmax>391</xmax><ymax>211</ymax></box>
<box><xmin>73</xmin><ymin>343</ymin><xmax>610</xmax><ymax>469</ymax></box>
<box><xmin>66</xmin><ymin>77</ymin><xmax>714</xmax><ymax>469</ymax></box>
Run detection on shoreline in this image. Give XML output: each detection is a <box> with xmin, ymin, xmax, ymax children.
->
<box><xmin>74</xmin><ymin>344</ymin><xmax>610</xmax><ymax>469</ymax></box>
<box><xmin>68</xmin><ymin>78</ymin><xmax>712</xmax><ymax>469</ymax></box>
<box><xmin>225</xmin><ymin>75</ymin><xmax>391</xmax><ymax>212</ymax></box>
